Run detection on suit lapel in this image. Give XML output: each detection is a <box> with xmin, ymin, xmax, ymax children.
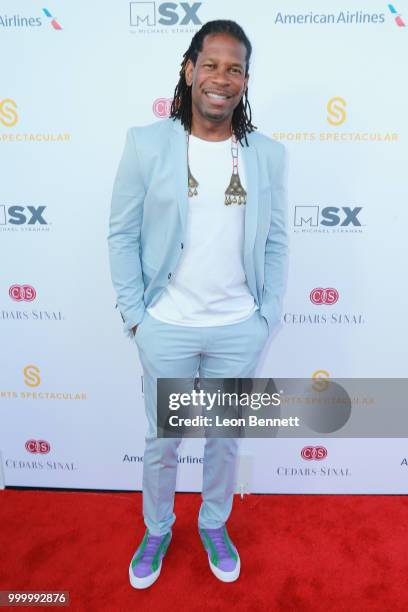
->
<box><xmin>170</xmin><ymin>119</ymin><xmax>189</xmax><ymax>232</ymax></box>
<box><xmin>241</xmin><ymin>136</ymin><xmax>259</xmax><ymax>260</ymax></box>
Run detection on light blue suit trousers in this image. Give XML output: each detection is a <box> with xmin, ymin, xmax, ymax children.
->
<box><xmin>134</xmin><ymin>308</ymin><xmax>268</xmax><ymax>536</ymax></box>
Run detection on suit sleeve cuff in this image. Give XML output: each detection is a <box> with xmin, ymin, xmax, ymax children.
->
<box><xmin>116</xmin><ymin>304</ymin><xmax>146</xmax><ymax>340</ymax></box>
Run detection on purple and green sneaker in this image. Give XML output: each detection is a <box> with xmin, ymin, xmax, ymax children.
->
<box><xmin>129</xmin><ymin>529</ymin><xmax>172</xmax><ymax>589</ymax></box>
<box><xmin>199</xmin><ymin>525</ymin><xmax>240</xmax><ymax>582</ymax></box>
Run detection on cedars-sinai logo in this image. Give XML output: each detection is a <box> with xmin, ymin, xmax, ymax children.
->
<box><xmin>310</xmin><ymin>288</ymin><xmax>339</xmax><ymax>305</ymax></box>
<box><xmin>153</xmin><ymin>98</ymin><xmax>172</xmax><ymax>118</ymax></box>
<box><xmin>25</xmin><ymin>440</ymin><xmax>51</xmax><ymax>454</ymax></box>
<box><xmin>9</xmin><ymin>284</ymin><xmax>37</xmax><ymax>302</ymax></box>
<box><xmin>301</xmin><ymin>446</ymin><xmax>328</xmax><ymax>460</ymax></box>
<box><xmin>388</xmin><ymin>4</ymin><xmax>406</xmax><ymax>27</ymax></box>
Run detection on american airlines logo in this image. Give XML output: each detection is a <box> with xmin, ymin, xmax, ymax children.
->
<box><xmin>388</xmin><ymin>4</ymin><xmax>405</xmax><ymax>27</ymax></box>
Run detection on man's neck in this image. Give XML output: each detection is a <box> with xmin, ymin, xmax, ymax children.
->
<box><xmin>190</xmin><ymin>115</ymin><xmax>232</xmax><ymax>141</ymax></box>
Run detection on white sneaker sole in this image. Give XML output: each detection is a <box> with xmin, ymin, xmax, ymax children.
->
<box><xmin>208</xmin><ymin>555</ymin><xmax>241</xmax><ymax>582</ymax></box>
<box><xmin>128</xmin><ymin>560</ymin><xmax>162</xmax><ymax>589</ymax></box>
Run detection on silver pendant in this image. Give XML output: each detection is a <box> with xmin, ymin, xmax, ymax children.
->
<box><xmin>188</xmin><ymin>166</ymin><xmax>199</xmax><ymax>197</ymax></box>
<box><xmin>186</xmin><ymin>130</ymin><xmax>246</xmax><ymax>205</ymax></box>
<box><xmin>225</xmin><ymin>173</ymin><xmax>247</xmax><ymax>206</ymax></box>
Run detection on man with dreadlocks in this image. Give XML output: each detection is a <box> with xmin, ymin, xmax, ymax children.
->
<box><xmin>108</xmin><ymin>20</ymin><xmax>288</xmax><ymax>588</ymax></box>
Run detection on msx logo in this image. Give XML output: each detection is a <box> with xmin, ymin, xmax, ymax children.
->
<box><xmin>0</xmin><ymin>205</ymin><xmax>47</xmax><ymax>225</ymax></box>
<box><xmin>130</xmin><ymin>2</ymin><xmax>202</xmax><ymax>27</ymax></box>
<box><xmin>294</xmin><ymin>206</ymin><xmax>362</xmax><ymax>227</ymax></box>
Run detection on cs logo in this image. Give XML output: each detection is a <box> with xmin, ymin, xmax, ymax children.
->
<box><xmin>25</xmin><ymin>440</ymin><xmax>51</xmax><ymax>454</ymax></box>
<box><xmin>9</xmin><ymin>285</ymin><xmax>37</xmax><ymax>302</ymax></box>
<box><xmin>130</xmin><ymin>2</ymin><xmax>202</xmax><ymax>27</ymax></box>
<box><xmin>0</xmin><ymin>99</ymin><xmax>18</xmax><ymax>127</ymax></box>
<box><xmin>310</xmin><ymin>288</ymin><xmax>339</xmax><ymax>305</ymax></box>
<box><xmin>301</xmin><ymin>446</ymin><xmax>328</xmax><ymax>460</ymax></box>
<box><xmin>327</xmin><ymin>97</ymin><xmax>346</xmax><ymax>126</ymax></box>
<box><xmin>24</xmin><ymin>365</ymin><xmax>41</xmax><ymax>388</ymax></box>
<box><xmin>312</xmin><ymin>370</ymin><xmax>330</xmax><ymax>392</ymax></box>
<box><xmin>153</xmin><ymin>98</ymin><xmax>172</xmax><ymax>118</ymax></box>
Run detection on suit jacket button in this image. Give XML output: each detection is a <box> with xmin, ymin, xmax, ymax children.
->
<box><xmin>168</xmin><ymin>272</ymin><xmax>172</xmax><ymax>279</ymax></box>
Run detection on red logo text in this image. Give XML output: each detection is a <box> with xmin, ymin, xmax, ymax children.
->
<box><xmin>310</xmin><ymin>288</ymin><xmax>339</xmax><ymax>305</ymax></box>
<box><xmin>9</xmin><ymin>284</ymin><xmax>37</xmax><ymax>302</ymax></box>
<box><xmin>301</xmin><ymin>446</ymin><xmax>328</xmax><ymax>460</ymax></box>
<box><xmin>152</xmin><ymin>98</ymin><xmax>172</xmax><ymax>118</ymax></box>
<box><xmin>25</xmin><ymin>440</ymin><xmax>51</xmax><ymax>454</ymax></box>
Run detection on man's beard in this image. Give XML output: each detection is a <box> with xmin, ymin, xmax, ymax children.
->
<box><xmin>201</xmin><ymin>107</ymin><xmax>230</xmax><ymax>123</ymax></box>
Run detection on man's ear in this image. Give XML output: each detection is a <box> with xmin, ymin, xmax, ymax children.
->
<box><xmin>185</xmin><ymin>59</ymin><xmax>193</xmax><ymax>86</ymax></box>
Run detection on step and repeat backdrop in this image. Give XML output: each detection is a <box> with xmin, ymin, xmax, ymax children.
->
<box><xmin>1</xmin><ymin>0</ymin><xmax>407</xmax><ymax>493</ymax></box>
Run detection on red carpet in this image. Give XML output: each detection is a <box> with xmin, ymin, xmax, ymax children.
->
<box><xmin>1</xmin><ymin>490</ymin><xmax>408</xmax><ymax>611</ymax></box>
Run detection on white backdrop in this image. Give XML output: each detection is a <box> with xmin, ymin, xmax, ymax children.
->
<box><xmin>1</xmin><ymin>0</ymin><xmax>407</xmax><ymax>493</ymax></box>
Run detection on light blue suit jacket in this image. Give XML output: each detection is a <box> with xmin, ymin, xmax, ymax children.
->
<box><xmin>108</xmin><ymin>117</ymin><xmax>288</xmax><ymax>339</ymax></box>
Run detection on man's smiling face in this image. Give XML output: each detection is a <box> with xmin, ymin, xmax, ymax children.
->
<box><xmin>185</xmin><ymin>33</ymin><xmax>249</xmax><ymax>126</ymax></box>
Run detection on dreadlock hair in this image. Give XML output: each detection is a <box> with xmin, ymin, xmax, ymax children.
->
<box><xmin>169</xmin><ymin>20</ymin><xmax>257</xmax><ymax>147</ymax></box>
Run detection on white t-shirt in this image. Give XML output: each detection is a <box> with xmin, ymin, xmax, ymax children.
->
<box><xmin>147</xmin><ymin>133</ymin><xmax>257</xmax><ymax>326</ymax></box>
